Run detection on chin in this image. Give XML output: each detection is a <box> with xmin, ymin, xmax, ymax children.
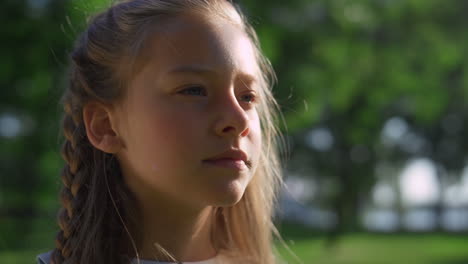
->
<box><xmin>208</xmin><ymin>180</ymin><xmax>247</xmax><ymax>207</ymax></box>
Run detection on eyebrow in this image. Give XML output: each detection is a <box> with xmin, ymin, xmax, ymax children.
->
<box><xmin>167</xmin><ymin>65</ymin><xmax>258</xmax><ymax>84</ymax></box>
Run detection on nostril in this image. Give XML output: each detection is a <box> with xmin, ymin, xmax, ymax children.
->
<box><xmin>222</xmin><ymin>126</ymin><xmax>235</xmax><ymax>133</ymax></box>
<box><xmin>222</xmin><ymin>126</ymin><xmax>249</xmax><ymax>136</ymax></box>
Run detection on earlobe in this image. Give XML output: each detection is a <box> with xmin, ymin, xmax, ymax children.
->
<box><xmin>82</xmin><ymin>102</ymin><xmax>123</xmax><ymax>154</ymax></box>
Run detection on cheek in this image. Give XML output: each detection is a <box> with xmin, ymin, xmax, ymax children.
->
<box><xmin>138</xmin><ymin>107</ymin><xmax>202</xmax><ymax>168</ymax></box>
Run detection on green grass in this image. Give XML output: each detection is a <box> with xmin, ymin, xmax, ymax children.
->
<box><xmin>276</xmin><ymin>233</ymin><xmax>468</xmax><ymax>264</ymax></box>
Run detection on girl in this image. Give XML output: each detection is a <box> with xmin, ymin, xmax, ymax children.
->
<box><xmin>37</xmin><ymin>0</ymin><xmax>284</xmax><ymax>263</ymax></box>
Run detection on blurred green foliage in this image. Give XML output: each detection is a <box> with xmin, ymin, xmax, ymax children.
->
<box><xmin>245</xmin><ymin>0</ymin><xmax>468</xmax><ymax>236</ymax></box>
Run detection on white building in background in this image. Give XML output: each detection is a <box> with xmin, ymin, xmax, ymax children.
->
<box><xmin>440</xmin><ymin>168</ymin><xmax>468</xmax><ymax>231</ymax></box>
<box><xmin>399</xmin><ymin>158</ymin><xmax>439</xmax><ymax>231</ymax></box>
<box><xmin>399</xmin><ymin>158</ymin><xmax>440</xmax><ymax>207</ymax></box>
<box><xmin>364</xmin><ymin>158</ymin><xmax>468</xmax><ymax>232</ymax></box>
<box><xmin>280</xmin><ymin>159</ymin><xmax>468</xmax><ymax>232</ymax></box>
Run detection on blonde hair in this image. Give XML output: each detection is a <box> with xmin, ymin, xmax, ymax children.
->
<box><xmin>53</xmin><ymin>0</ymin><xmax>284</xmax><ymax>263</ymax></box>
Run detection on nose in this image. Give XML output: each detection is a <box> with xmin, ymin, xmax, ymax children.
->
<box><xmin>214</xmin><ymin>93</ymin><xmax>250</xmax><ymax>138</ymax></box>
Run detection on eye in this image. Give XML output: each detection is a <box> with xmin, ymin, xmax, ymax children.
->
<box><xmin>179</xmin><ymin>85</ymin><xmax>207</xmax><ymax>96</ymax></box>
<box><xmin>239</xmin><ymin>92</ymin><xmax>257</xmax><ymax>103</ymax></box>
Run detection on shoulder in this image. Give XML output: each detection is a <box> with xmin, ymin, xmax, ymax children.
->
<box><xmin>36</xmin><ymin>250</ymin><xmax>53</xmax><ymax>264</ymax></box>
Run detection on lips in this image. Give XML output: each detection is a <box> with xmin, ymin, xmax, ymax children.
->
<box><xmin>203</xmin><ymin>158</ymin><xmax>248</xmax><ymax>170</ymax></box>
<box><xmin>203</xmin><ymin>149</ymin><xmax>251</xmax><ymax>170</ymax></box>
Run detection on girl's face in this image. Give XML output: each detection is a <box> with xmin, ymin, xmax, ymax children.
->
<box><xmin>114</xmin><ymin>13</ymin><xmax>262</xmax><ymax>210</ymax></box>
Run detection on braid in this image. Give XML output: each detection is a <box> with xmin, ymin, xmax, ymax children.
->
<box><xmin>52</xmin><ymin>111</ymin><xmax>90</xmax><ymax>263</ymax></box>
<box><xmin>48</xmin><ymin>1</ymin><xmax>146</xmax><ymax>261</ymax></box>
<box><xmin>52</xmin><ymin>92</ymin><xmax>136</xmax><ymax>264</ymax></box>
<box><xmin>50</xmin><ymin>31</ymin><xmax>139</xmax><ymax>262</ymax></box>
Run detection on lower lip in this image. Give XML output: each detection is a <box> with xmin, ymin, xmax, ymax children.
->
<box><xmin>203</xmin><ymin>159</ymin><xmax>248</xmax><ymax>170</ymax></box>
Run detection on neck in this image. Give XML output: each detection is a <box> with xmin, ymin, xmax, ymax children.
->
<box><xmin>127</xmin><ymin>193</ymin><xmax>217</xmax><ymax>262</ymax></box>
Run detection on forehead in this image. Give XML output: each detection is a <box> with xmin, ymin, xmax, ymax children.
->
<box><xmin>142</xmin><ymin>13</ymin><xmax>259</xmax><ymax>78</ymax></box>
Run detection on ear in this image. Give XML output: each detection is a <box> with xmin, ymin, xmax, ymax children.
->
<box><xmin>82</xmin><ymin>102</ymin><xmax>123</xmax><ymax>154</ymax></box>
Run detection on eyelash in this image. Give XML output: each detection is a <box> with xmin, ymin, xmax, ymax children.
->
<box><xmin>178</xmin><ymin>85</ymin><xmax>258</xmax><ymax>104</ymax></box>
<box><xmin>179</xmin><ymin>85</ymin><xmax>207</xmax><ymax>96</ymax></box>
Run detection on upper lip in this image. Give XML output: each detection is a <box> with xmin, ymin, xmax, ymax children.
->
<box><xmin>204</xmin><ymin>149</ymin><xmax>249</xmax><ymax>163</ymax></box>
